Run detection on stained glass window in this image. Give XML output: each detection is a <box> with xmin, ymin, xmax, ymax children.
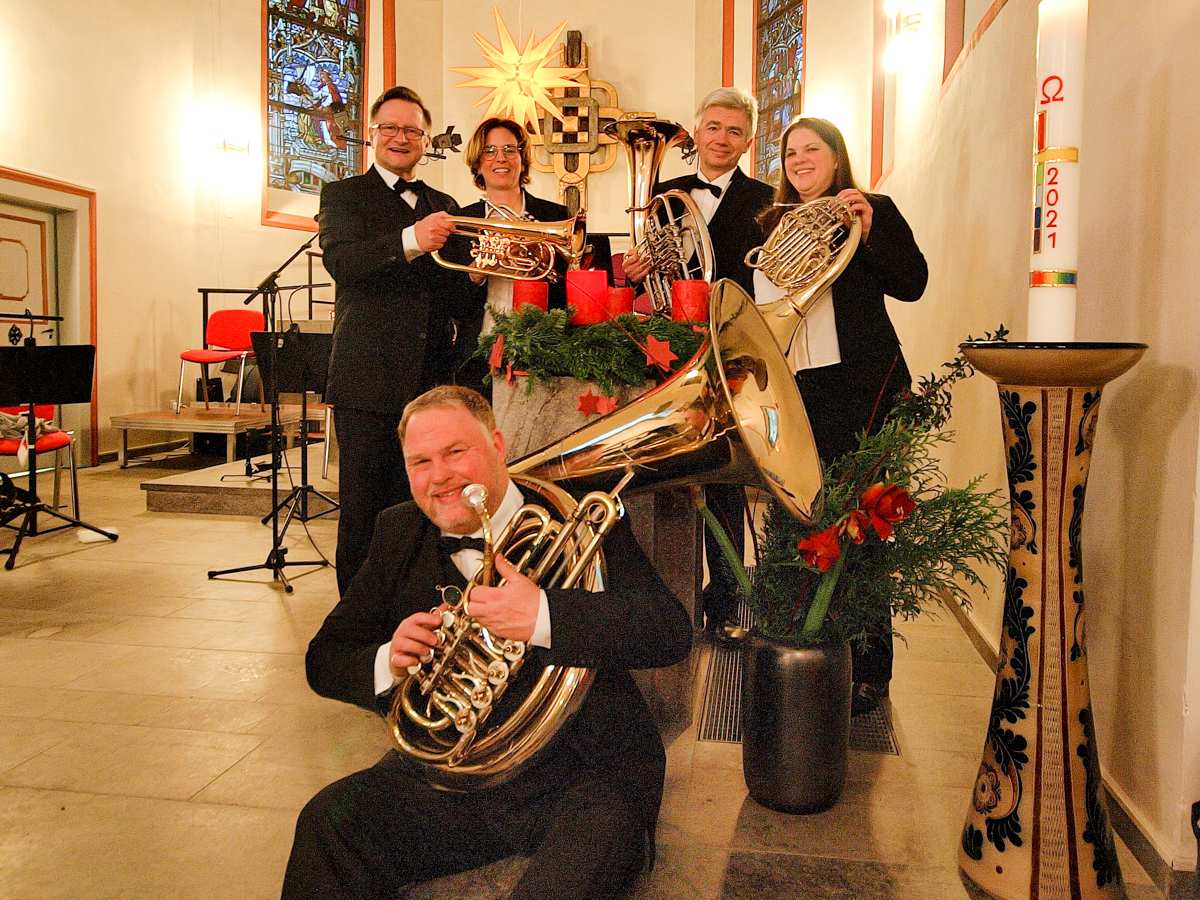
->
<box><xmin>755</xmin><ymin>0</ymin><xmax>804</xmax><ymax>185</ymax></box>
<box><xmin>265</xmin><ymin>0</ymin><xmax>365</xmax><ymax>196</ymax></box>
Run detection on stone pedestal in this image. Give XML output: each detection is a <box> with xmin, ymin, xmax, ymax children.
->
<box><xmin>494</xmin><ymin>375</ymin><xmax>701</xmax><ymax>731</ymax></box>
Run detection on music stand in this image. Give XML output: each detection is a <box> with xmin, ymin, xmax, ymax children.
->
<box><xmin>250</xmin><ymin>327</ymin><xmax>337</xmax><ymax>528</ymax></box>
<box><xmin>0</xmin><ymin>343</ymin><xmax>118</xmax><ymax>569</ymax></box>
<box><xmin>207</xmin><ymin>238</ymin><xmax>326</xmax><ymax>593</ymax></box>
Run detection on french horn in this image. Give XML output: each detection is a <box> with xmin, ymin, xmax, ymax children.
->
<box><xmin>604</xmin><ymin>117</ymin><xmax>714</xmax><ymax>314</ymax></box>
<box><xmin>388</xmin><ymin>280</ymin><xmax>824</xmax><ymax>791</ymax></box>
<box><xmin>431</xmin><ymin>206</ymin><xmax>586</xmax><ymax>282</ymax></box>
<box><xmin>745</xmin><ymin>197</ymin><xmax>862</xmax><ymax>360</ymax></box>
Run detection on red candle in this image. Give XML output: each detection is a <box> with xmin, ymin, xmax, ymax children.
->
<box><xmin>512</xmin><ymin>279</ymin><xmax>549</xmax><ymax>312</ymax></box>
<box><xmin>566</xmin><ymin>270</ymin><xmax>608</xmax><ymax>325</ymax></box>
<box><xmin>606</xmin><ymin>286</ymin><xmax>635</xmax><ymax>317</ymax></box>
<box><xmin>671</xmin><ymin>279</ymin><xmax>710</xmax><ymax>322</ymax></box>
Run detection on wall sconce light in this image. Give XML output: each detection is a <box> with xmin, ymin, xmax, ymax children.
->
<box><xmin>190</xmin><ymin>103</ymin><xmax>258</xmax><ymax>194</ymax></box>
<box><xmin>883</xmin><ymin>0</ymin><xmax>924</xmax><ymax>71</ymax></box>
<box><xmin>214</xmin><ymin>137</ymin><xmax>249</xmax><ymax>154</ymax></box>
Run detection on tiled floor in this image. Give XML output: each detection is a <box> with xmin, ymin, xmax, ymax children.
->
<box><xmin>0</xmin><ymin>458</ymin><xmax>1163</xmax><ymax>899</ymax></box>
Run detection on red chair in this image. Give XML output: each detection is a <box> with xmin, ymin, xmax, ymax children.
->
<box><xmin>177</xmin><ymin>308</ymin><xmax>265</xmax><ymax>415</ymax></box>
<box><xmin>0</xmin><ymin>404</ymin><xmax>78</xmax><ymax>519</ymax></box>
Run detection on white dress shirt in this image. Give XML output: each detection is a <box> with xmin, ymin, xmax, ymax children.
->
<box><xmin>689</xmin><ymin>167</ymin><xmax>737</xmax><ymax>224</ymax></box>
<box><xmin>753</xmin><ymin>270</ymin><xmax>842</xmax><ymax>373</ymax></box>
<box><xmin>373</xmin><ymin>479</ymin><xmax>552</xmax><ymax>695</ymax></box>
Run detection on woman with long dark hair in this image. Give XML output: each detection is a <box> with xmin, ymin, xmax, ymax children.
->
<box><xmin>757</xmin><ymin>117</ymin><xmax>928</xmax><ymax>713</ymax></box>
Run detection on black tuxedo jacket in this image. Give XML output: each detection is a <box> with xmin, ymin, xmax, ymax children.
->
<box><xmin>318</xmin><ymin>167</ymin><xmax>483</xmax><ymax>416</ymax></box>
<box><xmin>826</xmin><ymin>193</ymin><xmax>926</xmax><ymax>370</ymax></box>
<box><xmin>791</xmin><ymin>192</ymin><xmax>928</xmax><ymax>461</ymax></box>
<box><xmin>657</xmin><ymin>167</ymin><xmax>774</xmax><ymax>295</ymax></box>
<box><xmin>306</xmin><ymin>487</ymin><xmax>692</xmax><ymax>831</ymax></box>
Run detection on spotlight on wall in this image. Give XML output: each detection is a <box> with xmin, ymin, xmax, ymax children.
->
<box><xmin>883</xmin><ymin>0</ymin><xmax>924</xmax><ymax>71</ymax></box>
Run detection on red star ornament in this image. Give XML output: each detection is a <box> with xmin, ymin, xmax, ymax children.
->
<box><xmin>643</xmin><ymin>334</ymin><xmax>678</xmax><ymax>374</ymax></box>
<box><xmin>488</xmin><ymin>334</ymin><xmax>505</xmax><ymax>372</ymax></box>
<box><xmin>596</xmin><ymin>395</ymin><xmax>619</xmax><ymax>415</ymax></box>
<box><xmin>576</xmin><ymin>388</ymin><xmax>600</xmax><ymax>416</ymax></box>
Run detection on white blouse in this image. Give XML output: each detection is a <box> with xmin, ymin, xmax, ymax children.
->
<box><xmin>753</xmin><ymin>270</ymin><xmax>842</xmax><ymax>372</ymax></box>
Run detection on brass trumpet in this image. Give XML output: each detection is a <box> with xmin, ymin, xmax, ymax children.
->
<box><xmin>745</xmin><ymin>197</ymin><xmax>861</xmax><ymax>359</ymax></box>
<box><xmin>431</xmin><ymin>209</ymin><xmax>586</xmax><ymax>282</ymax></box>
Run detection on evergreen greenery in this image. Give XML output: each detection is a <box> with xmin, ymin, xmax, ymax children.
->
<box><xmin>477</xmin><ymin>307</ymin><xmax>704</xmax><ymax>395</ymax></box>
<box><xmin>709</xmin><ymin>332</ymin><xmax>1011</xmax><ymax>649</ymax></box>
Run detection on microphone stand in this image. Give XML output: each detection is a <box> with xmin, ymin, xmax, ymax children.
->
<box><xmin>208</xmin><ymin>237</ymin><xmax>326</xmax><ymax>593</ymax></box>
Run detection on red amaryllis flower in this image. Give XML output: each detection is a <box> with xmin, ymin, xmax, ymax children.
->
<box><xmin>842</xmin><ymin>509</ymin><xmax>871</xmax><ymax>544</ymax></box>
<box><xmin>797</xmin><ymin>525</ymin><xmax>842</xmax><ymax>572</ymax></box>
<box><xmin>858</xmin><ymin>483</ymin><xmax>916</xmax><ymax>540</ymax></box>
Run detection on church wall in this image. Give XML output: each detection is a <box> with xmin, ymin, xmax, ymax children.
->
<box><xmin>802</xmin><ymin>0</ymin><xmax>1200</xmax><ymax>875</ymax></box>
<box><xmin>0</xmin><ymin>0</ymin><xmax>342</xmax><ymax>452</ymax></box>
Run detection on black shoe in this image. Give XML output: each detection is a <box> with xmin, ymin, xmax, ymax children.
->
<box><xmin>851</xmin><ymin>681</ymin><xmax>889</xmax><ymax>717</ymax></box>
<box><xmin>705</xmin><ymin>618</ymin><xmax>746</xmax><ymax>648</ymax></box>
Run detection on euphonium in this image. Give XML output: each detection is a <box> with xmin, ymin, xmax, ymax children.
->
<box><xmin>511</xmin><ymin>279</ymin><xmax>824</xmax><ymax>524</ymax></box>
<box><xmin>604</xmin><ymin>117</ymin><xmax>714</xmax><ymax>314</ymax></box>
<box><xmin>744</xmin><ymin>197</ymin><xmax>862</xmax><ymax>360</ymax></box>
<box><xmin>431</xmin><ymin>208</ymin><xmax>586</xmax><ymax>282</ymax></box>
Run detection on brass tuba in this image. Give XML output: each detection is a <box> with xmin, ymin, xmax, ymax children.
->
<box><xmin>388</xmin><ymin>280</ymin><xmax>824</xmax><ymax>790</ymax></box>
<box><xmin>745</xmin><ymin>197</ymin><xmax>862</xmax><ymax>360</ymax></box>
<box><xmin>431</xmin><ymin>206</ymin><xmax>587</xmax><ymax>282</ymax></box>
<box><xmin>604</xmin><ymin>117</ymin><xmax>714</xmax><ymax>314</ymax></box>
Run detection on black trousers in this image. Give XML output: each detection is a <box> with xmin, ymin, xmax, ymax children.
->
<box><xmin>281</xmin><ymin>751</ymin><xmax>646</xmax><ymax>900</ymax></box>
<box><xmin>332</xmin><ymin>407</ymin><xmax>412</xmax><ymax>596</ymax></box>
<box><xmin>702</xmin><ymin>483</ymin><xmax>746</xmax><ymax>626</ymax></box>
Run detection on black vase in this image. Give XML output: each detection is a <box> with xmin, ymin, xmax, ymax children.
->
<box><xmin>740</xmin><ymin>630</ymin><xmax>852</xmax><ymax>814</ymax></box>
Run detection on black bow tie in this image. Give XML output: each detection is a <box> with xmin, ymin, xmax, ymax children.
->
<box><xmin>687</xmin><ymin>175</ymin><xmax>723</xmax><ymax>198</ymax></box>
<box><xmin>398</xmin><ymin>178</ymin><xmax>427</xmax><ymax>195</ymax></box>
<box><xmin>440</xmin><ymin>535</ymin><xmax>487</xmax><ymax>555</ymax></box>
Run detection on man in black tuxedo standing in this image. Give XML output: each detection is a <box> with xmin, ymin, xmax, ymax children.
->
<box><xmin>319</xmin><ymin>86</ymin><xmax>481</xmax><ymax>595</ymax></box>
<box><xmin>282</xmin><ymin>386</ymin><xmax>692</xmax><ymax>900</ymax></box>
<box><xmin>625</xmin><ymin>88</ymin><xmax>774</xmax><ymax>644</ymax></box>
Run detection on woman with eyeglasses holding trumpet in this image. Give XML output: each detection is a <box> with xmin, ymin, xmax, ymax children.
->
<box><xmin>755</xmin><ymin>116</ymin><xmax>928</xmax><ymax>715</ymax></box>
<box><xmin>444</xmin><ymin>118</ymin><xmax>572</xmax><ymax>394</ymax></box>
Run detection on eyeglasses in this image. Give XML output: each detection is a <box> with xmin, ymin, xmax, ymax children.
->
<box><xmin>372</xmin><ymin>124</ymin><xmax>426</xmax><ymax>141</ymax></box>
<box><xmin>482</xmin><ymin>145</ymin><xmax>520</xmax><ymax>159</ymax></box>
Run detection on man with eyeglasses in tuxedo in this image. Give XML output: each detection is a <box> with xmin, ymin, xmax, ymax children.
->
<box><xmin>319</xmin><ymin>85</ymin><xmax>483</xmax><ymax>595</ymax></box>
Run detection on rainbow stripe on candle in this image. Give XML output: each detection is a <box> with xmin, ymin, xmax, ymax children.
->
<box><xmin>1030</xmin><ymin>270</ymin><xmax>1077</xmax><ymax>287</ymax></box>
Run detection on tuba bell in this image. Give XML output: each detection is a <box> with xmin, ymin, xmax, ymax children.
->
<box><xmin>604</xmin><ymin>117</ymin><xmax>714</xmax><ymax>315</ymax></box>
<box><xmin>388</xmin><ymin>279</ymin><xmax>824</xmax><ymax>790</ymax></box>
<box><xmin>431</xmin><ymin>206</ymin><xmax>587</xmax><ymax>282</ymax></box>
<box><xmin>745</xmin><ymin>197</ymin><xmax>862</xmax><ymax>361</ymax></box>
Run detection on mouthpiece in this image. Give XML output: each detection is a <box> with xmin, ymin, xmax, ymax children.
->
<box><xmin>461</xmin><ymin>484</ymin><xmax>488</xmax><ymax>513</ymax></box>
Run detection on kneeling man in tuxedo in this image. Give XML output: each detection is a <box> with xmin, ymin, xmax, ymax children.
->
<box><xmin>282</xmin><ymin>385</ymin><xmax>693</xmax><ymax>900</ymax></box>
